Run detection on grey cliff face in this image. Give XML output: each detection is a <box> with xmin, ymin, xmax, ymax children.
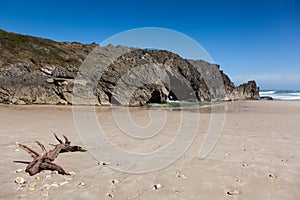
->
<box><xmin>94</xmin><ymin>48</ymin><xmax>211</xmax><ymax>106</ymax></box>
<box><xmin>0</xmin><ymin>31</ymin><xmax>259</xmax><ymax>105</ymax></box>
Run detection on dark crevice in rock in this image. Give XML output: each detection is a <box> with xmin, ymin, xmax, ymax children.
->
<box><xmin>104</xmin><ymin>91</ymin><xmax>112</xmax><ymax>103</ymax></box>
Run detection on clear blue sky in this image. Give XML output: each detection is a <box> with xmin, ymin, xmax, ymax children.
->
<box><xmin>1</xmin><ymin>0</ymin><xmax>299</xmax><ymax>90</ymax></box>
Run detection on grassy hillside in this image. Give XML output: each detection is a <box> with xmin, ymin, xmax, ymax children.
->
<box><xmin>0</xmin><ymin>29</ymin><xmax>97</xmax><ymax>68</ymax></box>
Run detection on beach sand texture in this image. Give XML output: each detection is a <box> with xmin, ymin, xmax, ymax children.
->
<box><xmin>0</xmin><ymin>101</ymin><xmax>299</xmax><ymax>199</ymax></box>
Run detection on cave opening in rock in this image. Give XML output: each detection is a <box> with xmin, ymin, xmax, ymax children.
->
<box><xmin>146</xmin><ymin>89</ymin><xmax>179</xmax><ymax>104</ymax></box>
<box><xmin>147</xmin><ymin>89</ymin><xmax>163</xmax><ymax>104</ymax></box>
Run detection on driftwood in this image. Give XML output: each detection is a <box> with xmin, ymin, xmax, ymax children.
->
<box><xmin>18</xmin><ymin>134</ymin><xmax>86</xmax><ymax>176</ymax></box>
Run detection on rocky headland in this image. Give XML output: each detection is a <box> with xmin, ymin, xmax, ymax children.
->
<box><xmin>0</xmin><ymin>29</ymin><xmax>259</xmax><ymax>106</ymax></box>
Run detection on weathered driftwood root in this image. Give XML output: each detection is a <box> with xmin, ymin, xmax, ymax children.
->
<box><xmin>18</xmin><ymin>134</ymin><xmax>86</xmax><ymax>176</ymax></box>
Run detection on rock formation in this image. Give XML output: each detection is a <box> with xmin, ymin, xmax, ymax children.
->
<box><xmin>0</xmin><ymin>29</ymin><xmax>259</xmax><ymax>106</ymax></box>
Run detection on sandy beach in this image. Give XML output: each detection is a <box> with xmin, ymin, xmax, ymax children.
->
<box><xmin>0</xmin><ymin>101</ymin><xmax>300</xmax><ymax>199</ymax></box>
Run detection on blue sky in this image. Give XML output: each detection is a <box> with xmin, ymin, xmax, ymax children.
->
<box><xmin>1</xmin><ymin>0</ymin><xmax>299</xmax><ymax>89</ymax></box>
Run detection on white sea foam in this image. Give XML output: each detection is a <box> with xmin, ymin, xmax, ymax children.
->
<box><xmin>271</xmin><ymin>95</ymin><xmax>300</xmax><ymax>100</ymax></box>
<box><xmin>259</xmin><ymin>91</ymin><xmax>276</xmax><ymax>95</ymax></box>
<box><xmin>260</xmin><ymin>91</ymin><xmax>300</xmax><ymax>101</ymax></box>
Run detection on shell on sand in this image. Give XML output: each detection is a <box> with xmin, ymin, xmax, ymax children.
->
<box><xmin>36</xmin><ymin>175</ymin><xmax>45</xmax><ymax>180</ymax></box>
<box><xmin>45</xmin><ymin>175</ymin><xmax>52</xmax><ymax>179</ymax></box>
<box><xmin>227</xmin><ymin>189</ymin><xmax>239</xmax><ymax>195</ymax></box>
<box><xmin>64</xmin><ymin>176</ymin><xmax>72</xmax><ymax>181</ymax></box>
<box><xmin>59</xmin><ymin>181</ymin><xmax>69</xmax><ymax>186</ymax></box>
<box><xmin>40</xmin><ymin>191</ymin><xmax>49</xmax><ymax>197</ymax></box>
<box><xmin>15</xmin><ymin>177</ymin><xmax>25</xmax><ymax>184</ymax></box>
<box><xmin>98</xmin><ymin>161</ymin><xmax>111</xmax><ymax>166</ymax></box>
<box><xmin>235</xmin><ymin>178</ymin><xmax>242</xmax><ymax>183</ymax></box>
<box><xmin>42</xmin><ymin>183</ymin><xmax>51</xmax><ymax>189</ymax></box>
<box><xmin>174</xmin><ymin>189</ymin><xmax>181</xmax><ymax>193</ymax></box>
<box><xmin>77</xmin><ymin>182</ymin><xmax>86</xmax><ymax>187</ymax></box>
<box><xmin>51</xmin><ymin>182</ymin><xmax>59</xmax><ymax>188</ymax></box>
<box><xmin>241</xmin><ymin>163</ymin><xmax>248</xmax><ymax>167</ymax></box>
<box><xmin>176</xmin><ymin>171</ymin><xmax>187</xmax><ymax>179</ymax></box>
<box><xmin>29</xmin><ymin>183</ymin><xmax>38</xmax><ymax>190</ymax></box>
<box><xmin>69</xmin><ymin>171</ymin><xmax>76</xmax><ymax>175</ymax></box>
<box><xmin>152</xmin><ymin>184</ymin><xmax>162</xmax><ymax>190</ymax></box>
<box><xmin>107</xmin><ymin>193</ymin><xmax>114</xmax><ymax>198</ymax></box>
<box><xmin>15</xmin><ymin>169</ymin><xmax>23</xmax><ymax>173</ymax></box>
<box><xmin>269</xmin><ymin>173</ymin><xmax>277</xmax><ymax>179</ymax></box>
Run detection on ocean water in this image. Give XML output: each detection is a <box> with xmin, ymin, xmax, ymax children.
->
<box><xmin>260</xmin><ymin>90</ymin><xmax>300</xmax><ymax>101</ymax></box>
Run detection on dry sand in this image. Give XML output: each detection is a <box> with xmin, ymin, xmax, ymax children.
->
<box><xmin>0</xmin><ymin>101</ymin><xmax>299</xmax><ymax>199</ymax></box>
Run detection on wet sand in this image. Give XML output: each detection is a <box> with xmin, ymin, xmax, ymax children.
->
<box><xmin>0</xmin><ymin>101</ymin><xmax>299</xmax><ymax>199</ymax></box>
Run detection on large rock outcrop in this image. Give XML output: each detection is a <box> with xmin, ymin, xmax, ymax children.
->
<box><xmin>0</xmin><ymin>30</ymin><xmax>259</xmax><ymax>106</ymax></box>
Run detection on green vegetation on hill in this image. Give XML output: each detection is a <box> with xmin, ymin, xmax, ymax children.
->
<box><xmin>0</xmin><ymin>29</ymin><xmax>97</xmax><ymax>68</ymax></box>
